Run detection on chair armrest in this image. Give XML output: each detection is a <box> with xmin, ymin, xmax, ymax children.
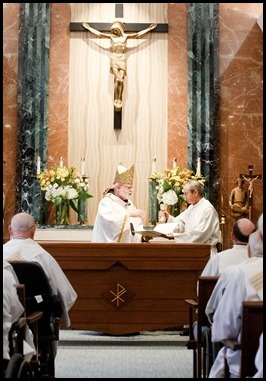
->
<box><xmin>26</xmin><ymin>311</ymin><xmax>43</xmax><ymax>324</ymax></box>
<box><xmin>222</xmin><ymin>339</ymin><xmax>241</xmax><ymax>351</ymax></box>
<box><xmin>185</xmin><ymin>299</ymin><xmax>199</xmax><ymax>342</ymax></box>
<box><xmin>12</xmin><ymin>317</ymin><xmax>27</xmax><ymax>330</ymax></box>
<box><xmin>185</xmin><ymin>299</ymin><xmax>198</xmax><ymax>308</ymax></box>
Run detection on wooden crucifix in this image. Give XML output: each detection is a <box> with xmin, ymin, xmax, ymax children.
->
<box><xmin>240</xmin><ymin>165</ymin><xmax>262</xmax><ymax>208</ymax></box>
<box><xmin>70</xmin><ymin>4</ymin><xmax>168</xmax><ymax>129</ymax></box>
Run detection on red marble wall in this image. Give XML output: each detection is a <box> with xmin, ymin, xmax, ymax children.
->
<box><xmin>46</xmin><ymin>4</ymin><xmax>71</xmax><ymax>224</ymax></box>
<box><xmin>218</xmin><ymin>4</ymin><xmax>263</xmax><ymax>248</ymax></box>
<box><xmin>48</xmin><ymin>4</ymin><xmax>70</xmax><ymax>166</ymax></box>
<box><xmin>3</xmin><ymin>3</ymin><xmax>263</xmax><ymax>248</ymax></box>
<box><xmin>168</xmin><ymin>3</ymin><xmax>188</xmax><ymax>168</ymax></box>
<box><xmin>3</xmin><ymin>3</ymin><xmax>20</xmax><ymax>239</ymax></box>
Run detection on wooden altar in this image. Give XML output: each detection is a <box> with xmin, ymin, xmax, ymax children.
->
<box><xmin>38</xmin><ymin>241</ymin><xmax>210</xmax><ymax>335</ymax></box>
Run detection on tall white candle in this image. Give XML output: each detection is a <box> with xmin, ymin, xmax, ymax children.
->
<box><xmin>151</xmin><ymin>158</ymin><xmax>156</xmax><ymax>173</ymax></box>
<box><xmin>220</xmin><ymin>193</ymin><xmax>224</xmax><ymax>212</ymax></box>
<box><xmin>80</xmin><ymin>158</ymin><xmax>85</xmax><ymax>176</ymax></box>
<box><xmin>196</xmin><ymin>157</ymin><xmax>201</xmax><ymax>176</ymax></box>
<box><xmin>59</xmin><ymin>156</ymin><xmax>64</xmax><ymax>168</ymax></box>
<box><xmin>173</xmin><ymin>158</ymin><xmax>177</xmax><ymax>169</ymax></box>
<box><xmin>36</xmin><ymin>156</ymin><xmax>41</xmax><ymax>175</ymax></box>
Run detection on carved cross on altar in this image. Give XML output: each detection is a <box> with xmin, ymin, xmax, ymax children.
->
<box><xmin>240</xmin><ymin>165</ymin><xmax>262</xmax><ymax>206</ymax></box>
<box><xmin>70</xmin><ymin>4</ymin><xmax>168</xmax><ymax>129</ymax></box>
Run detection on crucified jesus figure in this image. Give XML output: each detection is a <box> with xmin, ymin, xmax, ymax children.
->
<box><xmin>242</xmin><ymin>175</ymin><xmax>259</xmax><ymax>199</ymax></box>
<box><xmin>82</xmin><ymin>21</ymin><xmax>157</xmax><ymax>111</ymax></box>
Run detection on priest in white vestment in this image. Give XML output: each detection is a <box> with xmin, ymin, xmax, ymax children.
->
<box><xmin>91</xmin><ymin>164</ymin><xmax>146</xmax><ymax>243</ymax></box>
<box><xmin>162</xmin><ymin>180</ymin><xmax>220</xmax><ymax>257</ymax></box>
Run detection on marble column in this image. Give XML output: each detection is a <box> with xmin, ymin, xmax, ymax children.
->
<box><xmin>187</xmin><ymin>3</ymin><xmax>220</xmax><ymax>207</ymax></box>
<box><xmin>16</xmin><ymin>3</ymin><xmax>50</xmax><ymax>223</ymax></box>
<box><xmin>149</xmin><ymin>179</ymin><xmax>159</xmax><ymax>225</ymax></box>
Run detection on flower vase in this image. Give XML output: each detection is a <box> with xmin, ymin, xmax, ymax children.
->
<box><xmin>170</xmin><ymin>203</ymin><xmax>179</xmax><ymax>217</ymax></box>
<box><xmin>56</xmin><ymin>200</ymin><xmax>70</xmax><ymax>225</ymax></box>
<box><xmin>166</xmin><ymin>203</ymin><xmax>180</xmax><ymax>218</ymax></box>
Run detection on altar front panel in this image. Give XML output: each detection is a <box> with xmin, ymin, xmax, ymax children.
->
<box><xmin>39</xmin><ymin>241</ymin><xmax>210</xmax><ymax>335</ymax></box>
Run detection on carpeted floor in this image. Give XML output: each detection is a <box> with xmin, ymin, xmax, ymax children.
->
<box><xmin>55</xmin><ymin>330</ymin><xmax>193</xmax><ymax>378</ymax></box>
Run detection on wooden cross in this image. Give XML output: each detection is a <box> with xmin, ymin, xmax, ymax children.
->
<box><xmin>240</xmin><ymin>165</ymin><xmax>262</xmax><ymax>207</ymax></box>
<box><xmin>70</xmin><ymin>4</ymin><xmax>168</xmax><ymax>129</ymax></box>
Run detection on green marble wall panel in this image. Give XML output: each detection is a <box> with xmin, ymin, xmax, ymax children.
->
<box><xmin>16</xmin><ymin>3</ymin><xmax>50</xmax><ymax>223</ymax></box>
<box><xmin>187</xmin><ymin>3</ymin><xmax>220</xmax><ymax>207</ymax></box>
<box><xmin>149</xmin><ymin>179</ymin><xmax>159</xmax><ymax>225</ymax></box>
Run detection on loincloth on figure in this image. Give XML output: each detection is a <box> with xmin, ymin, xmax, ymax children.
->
<box><xmin>110</xmin><ymin>53</ymin><xmax>127</xmax><ymax>75</ymax></box>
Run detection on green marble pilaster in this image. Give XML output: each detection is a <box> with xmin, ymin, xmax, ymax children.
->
<box><xmin>187</xmin><ymin>3</ymin><xmax>220</xmax><ymax>208</ymax></box>
<box><xmin>149</xmin><ymin>179</ymin><xmax>159</xmax><ymax>225</ymax></box>
<box><xmin>16</xmin><ymin>3</ymin><xmax>50</xmax><ymax>223</ymax></box>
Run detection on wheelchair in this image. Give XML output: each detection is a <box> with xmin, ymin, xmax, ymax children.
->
<box><xmin>7</xmin><ymin>261</ymin><xmax>64</xmax><ymax>378</ymax></box>
<box><xmin>3</xmin><ymin>313</ymin><xmax>34</xmax><ymax>378</ymax></box>
<box><xmin>4</xmin><ymin>354</ymin><xmax>34</xmax><ymax>378</ymax></box>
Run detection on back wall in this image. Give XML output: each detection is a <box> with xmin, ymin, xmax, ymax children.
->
<box><xmin>3</xmin><ymin>3</ymin><xmax>263</xmax><ymax>249</ymax></box>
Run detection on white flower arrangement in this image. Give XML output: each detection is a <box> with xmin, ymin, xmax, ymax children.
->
<box><xmin>150</xmin><ymin>165</ymin><xmax>206</xmax><ymax>216</ymax></box>
<box><xmin>37</xmin><ymin>165</ymin><xmax>93</xmax><ymax>214</ymax></box>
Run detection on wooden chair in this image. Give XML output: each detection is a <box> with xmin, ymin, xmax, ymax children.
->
<box><xmin>185</xmin><ymin>276</ymin><xmax>219</xmax><ymax>378</ymax></box>
<box><xmin>223</xmin><ymin>300</ymin><xmax>263</xmax><ymax>378</ymax></box>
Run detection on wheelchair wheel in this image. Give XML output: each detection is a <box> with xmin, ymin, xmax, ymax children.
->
<box><xmin>5</xmin><ymin>353</ymin><xmax>33</xmax><ymax>378</ymax></box>
<box><xmin>17</xmin><ymin>359</ymin><xmax>33</xmax><ymax>378</ymax></box>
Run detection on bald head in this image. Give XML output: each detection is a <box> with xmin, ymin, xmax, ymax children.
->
<box><xmin>9</xmin><ymin>212</ymin><xmax>36</xmax><ymax>239</ymax></box>
<box><xmin>232</xmin><ymin>218</ymin><xmax>256</xmax><ymax>244</ymax></box>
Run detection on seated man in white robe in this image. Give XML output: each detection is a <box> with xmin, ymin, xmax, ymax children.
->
<box><xmin>3</xmin><ymin>212</ymin><xmax>77</xmax><ymax>330</ymax></box>
<box><xmin>201</xmin><ymin>217</ymin><xmax>255</xmax><ymax>277</ymax></box>
<box><xmin>207</xmin><ymin>213</ymin><xmax>263</xmax><ymax>378</ymax></box>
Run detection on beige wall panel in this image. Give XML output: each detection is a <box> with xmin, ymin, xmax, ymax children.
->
<box><xmin>68</xmin><ymin>4</ymin><xmax>168</xmax><ymax>225</ymax></box>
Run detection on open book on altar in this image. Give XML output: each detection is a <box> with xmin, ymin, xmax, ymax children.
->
<box><xmin>133</xmin><ymin>223</ymin><xmax>177</xmax><ymax>239</ymax></box>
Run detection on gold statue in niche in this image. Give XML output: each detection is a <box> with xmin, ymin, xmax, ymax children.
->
<box><xmin>229</xmin><ymin>178</ymin><xmax>249</xmax><ymax>220</ymax></box>
<box><xmin>82</xmin><ymin>21</ymin><xmax>157</xmax><ymax>111</ymax></box>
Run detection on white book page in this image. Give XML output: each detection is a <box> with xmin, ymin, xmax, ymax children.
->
<box><xmin>153</xmin><ymin>223</ymin><xmax>177</xmax><ymax>234</ymax></box>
